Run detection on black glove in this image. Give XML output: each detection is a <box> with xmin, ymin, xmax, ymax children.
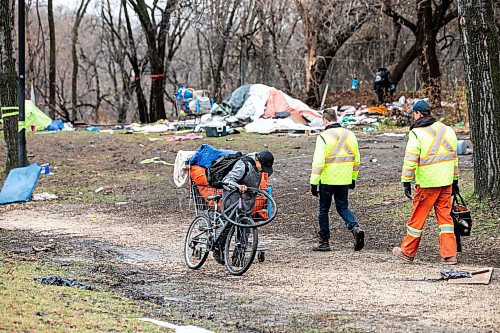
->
<box><xmin>452</xmin><ymin>179</ymin><xmax>459</xmax><ymax>195</ymax></box>
<box><xmin>349</xmin><ymin>180</ymin><xmax>356</xmax><ymax>190</ymax></box>
<box><xmin>403</xmin><ymin>182</ymin><xmax>412</xmax><ymax>200</ymax></box>
<box><xmin>311</xmin><ymin>184</ymin><xmax>319</xmax><ymax>197</ymax></box>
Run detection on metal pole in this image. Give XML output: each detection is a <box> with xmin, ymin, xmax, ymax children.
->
<box><xmin>18</xmin><ymin>0</ymin><xmax>26</xmax><ymax>167</ymax></box>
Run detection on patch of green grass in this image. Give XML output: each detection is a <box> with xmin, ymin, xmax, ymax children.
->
<box><xmin>0</xmin><ymin>253</ymin><xmax>167</xmax><ymax>332</ymax></box>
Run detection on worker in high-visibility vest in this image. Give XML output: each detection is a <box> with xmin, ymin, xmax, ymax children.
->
<box><xmin>393</xmin><ymin>100</ymin><xmax>459</xmax><ymax>264</ymax></box>
<box><xmin>310</xmin><ymin>108</ymin><xmax>364</xmax><ymax>252</ymax></box>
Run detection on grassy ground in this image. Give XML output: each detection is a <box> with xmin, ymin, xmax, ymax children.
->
<box><xmin>0</xmin><ymin>253</ymin><xmax>166</xmax><ymax>333</ymax></box>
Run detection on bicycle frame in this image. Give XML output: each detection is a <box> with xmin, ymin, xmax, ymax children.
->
<box><xmin>205</xmin><ymin>197</ymin><xmax>243</xmax><ymax>249</ymax></box>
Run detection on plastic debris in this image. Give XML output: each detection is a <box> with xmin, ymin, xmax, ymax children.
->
<box><xmin>168</xmin><ymin>134</ymin><xmax>203</xmax><ymax>142</ymax></box>
<box><xmin>140</xmin><ymin>157</ymin><xmax>174</xmax><ymax>166</ymax></box>
<box><xmin>35</xmin><ymin>275</ymin><xmax>91</xmax><ymax>290</ymax></box>
<box><xmin>441</xmin><ymin>268</ymin><xmax>472</xmax><ymax>280</ymax></box>
<box><xmin>32</xmin><ymin>192</ymin><xmax>58</xmax><ymax>201</ymax></box>
<box><xmin>137</xmin><ymin>318</ymin><xmax>214</xmax><ymax>333</ymax></box>
<box><xmin>86</xmin><ymin>126</ymin><xmax>100</xmax><ymax>132</ymax></box>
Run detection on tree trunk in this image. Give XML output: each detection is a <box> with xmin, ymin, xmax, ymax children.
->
<box><xmin>128</xmin><ymin>0</ymin><xmax>178</xmax><ymax>122</ymax></box>
<box><xmin>71</xmin><ymin>0</ymin><xmax>91</xmax><ymax>123</ymax></box>
<box><xmin>48</xmin><ymin>0</ymin><xmax>56</xmax><ymax>118</ymax></box>
<box><xmin>122</xmin><ymin>0</ymin><xmax>148</xmax><ymax>123</ymax></box>
<box><xmin>0</xmin><ymin>0</ymin><xmax>19</xmax><ymax>173</ymax></box>
<box><xmin>458</xmin><ymin>0</ymin><xmax>500</xmax><ymax>199</ymax></box>
<box><xmin>416</xmin><ymin>0</ymin><xmax>441</xmax><ymax>104</ymax></box>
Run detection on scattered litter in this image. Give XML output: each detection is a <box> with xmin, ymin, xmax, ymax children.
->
<box><xmin>32</xmin><ymin>192</ymin><xmax>58</xmax><ymax>201</ymax></box>
<box><xmin>95</xmin><ymin>187</ymin><xmax>104</xmax><ymax>193</ymax></box>
<box><xmin>363</xmin><ymin>126</ymin><xmax>376</xmax><ymax>132</ymax></box>
<box><xmin>441</xmin><ymin>268</ymin><xmax>472</xmax><ymax>279</ymax></box>
<box><xmin>225</xmin><ymin>137</ymin><xmax>234</xmax><ymax>141</ymax></box>
<box><xmin>370</xmin><ymin>158</ymin><xmax>378</xmax><ymax>163</ymax></box>
<box><xmin>447</xmin><ymin>267</ymin><xmax>493</xmax><ymax>285</ymax></box>
<box><xmin>148</xmin><ymin>138</ymin><xmax>161</xmax><ymax>142</ymax></box>
<box><xmin>168</xmin><ymin>134</ymin><xmax>203</xmax><ymax>141</ymax></box>
<box><xmin>140</xmin><ymin>157</ymin><xmax>174</xmax><ymax>166</ymax></box>
<box><xmin>455</xmin><ymin>120</ymin><xmax>465</xmax><ymax>127</ymax></box>
<box><xmin>32</xmin><ymin>243</ymin><xmax>56</xmax><ymax>252</ymax></box>
<box><xmin>137</xmin><ymin>318</ymin><xmax>214</xmax><ymax>333</ymax></box>
<box><xmin>86</xmin><ymin>126</ymin><xmax>100</xmax><ymax>132</ymax></box>
<box><xmin>35</xmin><ymin>275</ymin><xmax>91</xmax><ymax>290</ymax></box>
<box><xmin>115</xmin><ymin>201</ymin><xmax>128</xmax><ymax>206</ymax></box>
<box><xmin>379</xmin><ymin>133</ymin><xmax>406</xmax><ymax>137</ymax></box>
<box><xmin>457</xmin><ymin>140</ymin><xmax>470</xmax><ymax>155</ymax></box>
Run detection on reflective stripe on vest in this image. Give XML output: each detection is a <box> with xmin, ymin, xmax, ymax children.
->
<box><xmin>324</xmin><ymin>129</ymin><xmax>354</xmax><ymax>163</ymax></box>
<box><xmin>419</xmin><ymin>123</ymin><xmax>456</xmax><ymax>166</ymax></box>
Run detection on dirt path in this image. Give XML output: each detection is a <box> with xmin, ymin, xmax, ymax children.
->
<box><xmin>1</xmin><ymin>207</ymin><xmax>498</xmax><ymax>332</ymax></box>
<box><xmin>0</xmin><ymin>131</ymin><xmax>498</xmax><ymax>332</ymax></box>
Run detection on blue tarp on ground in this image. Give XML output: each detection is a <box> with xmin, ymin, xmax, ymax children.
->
<box><xmin>189</xmin><ymin>144</ymin><xmax>237</xmax><ymax>169</ymax></box>
<box><xmin>46</xmin><ymin>119</ymin><xmax>64</xmax><ymax>131</ymax></box>
<box><xmin>0</xmin><ymin>163</ymin><xmax>42</xmax><ymax>204</ymax></box>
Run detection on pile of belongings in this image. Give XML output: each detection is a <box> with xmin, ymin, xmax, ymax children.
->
<box><xmin>335</xmin><ymin>96</ymin><xmax>412</xmax><ymax>128</ymax></box>
<box><xmin>197</xmin><ymin>84</ymin><xmax>323</xmax><ymax>134</ymax></box>
<box><xmin>173</xmin><ymin>144</ymin><xmax>269</xmax><ymax>215</ymax></box>
<box><xmin>174</xmin><ymin>84</ymin><xmax>213</xmax><ymax>116</ymax></box>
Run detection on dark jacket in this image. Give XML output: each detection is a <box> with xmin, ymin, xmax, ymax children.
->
<box><xmin>222</xmin><ymin>153</ymin><xmax>261</xmax><ymax>215</ymax></box>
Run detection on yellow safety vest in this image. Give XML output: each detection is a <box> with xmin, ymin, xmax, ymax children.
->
<box><xmin>401</xmin><ymin>121</ymin><xmax>459</xmax><ymax>188</ymax></box>
<box><xmin>310</xmin><ymin>126</ymin><xmax>360</xmax><ymax>185</ymax></box>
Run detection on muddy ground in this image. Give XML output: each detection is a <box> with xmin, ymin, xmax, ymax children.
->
<box><xmin>0</xmin><ymin>130</ymin><xmax>498</xmax><ymax>332</ymax></box>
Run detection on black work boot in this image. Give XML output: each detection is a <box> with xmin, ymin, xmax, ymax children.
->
<box><xmin>351</xmin><ymin>226</ymin><xmax>365</xmax><ymax>251</ymax></box>
<box><xmin>312</xmin><ymin>241</ymin><xmax>331</xmax><ymax>252</ymax></box>
<box><xmin>212</xmin><ymin>246</ymin><xmax>225</xmax><ymax>265</ymax></box>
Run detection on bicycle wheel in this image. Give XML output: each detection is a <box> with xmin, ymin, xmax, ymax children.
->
<box><xmin>224</xmin><ymin>217</ymin><xmax>258</xmax><ymax>276</ymax></box>
<box><xmin>221</xmin><ymin>188</ymin><xmax>278</xmax><ymax>228</ymax></box>
<box><xmin>184</xmin><ymin>214</ymin><xmax>211</xmax><ymax>269</ymax></box>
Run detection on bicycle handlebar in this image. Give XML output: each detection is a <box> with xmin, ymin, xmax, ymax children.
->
<box><xmin>218</xmin><ymin>181</ymin><xmax>261</xmax><ymax>192</ymax></box>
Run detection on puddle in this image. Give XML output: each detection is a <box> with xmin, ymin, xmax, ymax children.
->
<box><xmin>99</xmin><ymin>244</ymin><xmax>174</xmax><ymax>264</ymax></box>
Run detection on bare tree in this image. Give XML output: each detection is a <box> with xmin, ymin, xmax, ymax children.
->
<box><xmin>71</xmin><ymin>0</ymin><xmax>91</xmax><ymax>123</ymax></box>
<box><xmin>0</xmin><ymin>0</ymin><xmax>18</xmax><ymax>172</ymax></box>
<box><xmin>48</xmin><ymin>0</ymin><xmax>56</xmax><ymax>118</ymax></box>
<box><xmin>383</xmin><ymin>0</ymin><xmax>457</xmax><ymax>103</ymax></box>
<box><xmin>458</xmin><ymin>0</ymin><xmax>500</xmax><ymax>199</ymax></box>
<box><xmin>127</xmin><ymin>0</ymin><xmax>179</xmax><ymax>122</ymax></box>
<box><xmin>294</xmin><ymin>0</ymin><xmax>373</xmax><ymax>107</ymax></box>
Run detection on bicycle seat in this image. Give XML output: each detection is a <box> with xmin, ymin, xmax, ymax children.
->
<box><xmin>207</xmin><ymin>195</ymin><xmax>221</xmax><ymax>201</ymax></box>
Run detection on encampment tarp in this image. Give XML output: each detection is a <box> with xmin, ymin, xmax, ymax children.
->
<box><xmin>0</xmin><ymin>163</ymin><xmax>42</xmax><ymax>205</ymax></box>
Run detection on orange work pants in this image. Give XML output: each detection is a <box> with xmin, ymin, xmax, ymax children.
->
<box><xmin>401</xmin><ymin>185</ymin><xmax>457</xmax><ymax>259</ymax></box>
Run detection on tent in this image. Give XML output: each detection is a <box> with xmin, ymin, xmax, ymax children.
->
<box><xmin>22</xmin><ymin>100</ymin><xmax>52</xmax><ymax>131</ymax></box>
<box><xmin>0</xmin><ymin>100</ymin><xmax>52</xmax><ymax>131</ymax></box>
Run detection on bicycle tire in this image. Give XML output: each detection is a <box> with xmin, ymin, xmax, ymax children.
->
<box><xmin>184</xmin><ymin>214</ymin><xmax>211</xmax><ymax>269</ymax></box>
<box><xmin>221</xmin><ymin>187</ymin><xmax>277</xmax><ymax>228</ymax></box>
<box><xmin>224</xmin><ymin>217</ymin><xmax>258</xmax><ymax>276</ymax></box>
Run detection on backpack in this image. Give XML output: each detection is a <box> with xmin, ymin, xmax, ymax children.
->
<box><xmin>206</xmin><ymin>153</ymin><xmax>250</xmax><ymax>189</ymax></box>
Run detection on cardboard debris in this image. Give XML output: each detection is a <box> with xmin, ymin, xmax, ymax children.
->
<box><xmin>447</xmin><ymin>267</ymin><xmax>494</xmax><ymax>285</ymax></box>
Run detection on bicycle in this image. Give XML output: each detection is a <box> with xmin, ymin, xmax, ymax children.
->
<box><xmin>184</xmin><ymin>182</ymin><xmax>277</xmax><ymax>276</ymax></box>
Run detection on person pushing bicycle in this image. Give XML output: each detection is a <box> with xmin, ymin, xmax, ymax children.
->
<box><xmin>212</xmin><ymin>151</ymin><xmax>275</xmax><ymax>263</ymax></box>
